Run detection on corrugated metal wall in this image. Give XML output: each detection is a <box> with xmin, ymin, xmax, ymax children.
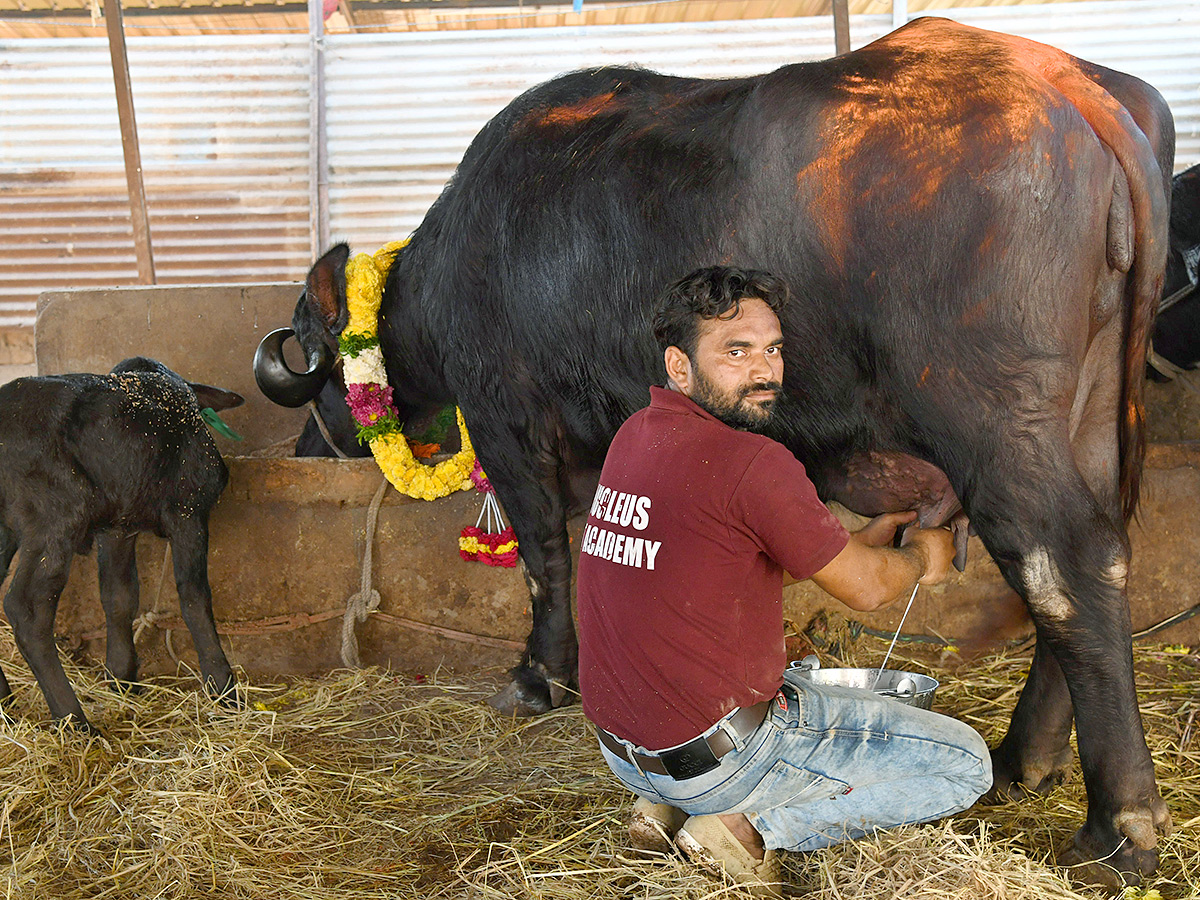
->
<box><xmin>323</xmin><ymin>20</ymin><xmax>856</xmax><ymax>248</ymax></box>
<box><xmin>326</xmin><ymin>0</ymin><xmax>1200</xmax><ymax>249</ymax></box>
<box><xmin>0</xmin><ymin>34</ymin><xmax>312</xmax><ymax>328</ymax></box>
<box><xmin>2</xmin><ymin>1</ymin><xmax>1197</xmax><ymax>327</ymax></box>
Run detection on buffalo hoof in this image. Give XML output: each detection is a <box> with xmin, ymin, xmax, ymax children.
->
<box><xmin>486</xmin><ymin>664</ymin><xmax>576</xmax><ymax>717</ymax></box>
<box><xmin>104</xmin><ymin>674</ymin><xmax>145</xmax><ymax>696</ymax></box>
<box><xmin>1056</xmin><ymin>801</ymin><xmax>1172</xmax><ymax>889</ymax></box>
<box><xmin>982</xmin><ymin>744</ymin><xmax>1073</xmax><ymax>802</ymax></box>
<box><xmin>486</xmin><ymin>678</ymin><xmax>553</xmax><ymax>717</ymax></box>
<box><xmin>205</xmin><ymin>675</ymin><xmax>242</xmax><ymax>709</ymax></box>
<box><xmin>57</xmin><ymin>713</ymin><xmax>101</xmax><ymax>737</ymax></box>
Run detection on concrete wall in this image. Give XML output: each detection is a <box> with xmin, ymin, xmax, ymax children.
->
<box><xmin>3</xmin><ymin>285</ymin><xmax>1198</xmax><ymax>690</ymax></box>
<box><xmin>0</xmin><ymin>327</ymin><xmax>34</xmax><ymax>366</ymax></box>
<box><xmin>42</xmin><ymin>446</ymin><xmax>1200</xmax><ymax>684</ymax></box>
<box><xmin>36</xmin><ymin>283</ymin><xmax>312</xmax><ymax>454</ymax></box>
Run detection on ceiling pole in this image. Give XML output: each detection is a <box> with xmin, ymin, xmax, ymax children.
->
<box><xmin>103</xmin><ymin>0</ymin><xmax>155</xmax><ymax>284</ymax></box>
<box><xmin>309</xmin><ymin>0</ymin><xmax>331</xmax><ymax>257</ymax></box>
<box><xmin>832</xmin><ymin>0</ymin><xmax>850</xmax><ymax>56</ymax></box>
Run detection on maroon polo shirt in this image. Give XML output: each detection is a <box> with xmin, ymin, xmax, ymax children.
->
<box><xmin>577</xmin><ymin>386</ymin><xmax>849</xmax><ymax>750</ymax></box>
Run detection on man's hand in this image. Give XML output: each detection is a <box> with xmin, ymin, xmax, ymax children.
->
<box><xmin>902</xmin><ymin>525</ymin><xmax>956</xmax><ymax>585</ymax></box>
<box><xmin>852</xmin><ymin>511</ymin><xmax>918</xmax><ymax>548</ymax></box>
<box><xmin>809</xmin><ymin>515</ymin><xmax>958</xmax><ymax>612</ymax></box>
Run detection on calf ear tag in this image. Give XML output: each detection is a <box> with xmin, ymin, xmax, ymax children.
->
<box><xmin>201</xmin><ymin>407</ymin><xmax>244</xmax><ymax>441</ymax></box>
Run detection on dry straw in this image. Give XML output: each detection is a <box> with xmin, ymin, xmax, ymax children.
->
<box><xmin>0</xmin><ymin>622</ymin><xmax>1195</xmax><ymax>900</ymax></box>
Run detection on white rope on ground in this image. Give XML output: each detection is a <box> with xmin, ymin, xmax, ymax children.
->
<box><xmin>340</xmin><ymin>475</ymin><xmax>388</xmax><ymax>667</ymax></box>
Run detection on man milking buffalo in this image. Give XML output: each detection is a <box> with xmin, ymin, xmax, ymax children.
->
<box><xmin>576</xmin><ymin>267</ymin><xmax>993</xmax><ymax>895</ymax></box>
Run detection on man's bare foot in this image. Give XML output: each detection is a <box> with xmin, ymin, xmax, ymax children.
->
<box><xmin>718</xmin><ymin>812</ymin><xmax>765</xmax><ymax>860</ymax></box>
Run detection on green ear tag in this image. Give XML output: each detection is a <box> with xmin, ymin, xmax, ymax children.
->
<box><xmin>201</xmin><ymin>407</ymin><xmax>244</xmax><ymax>441</ymax></box>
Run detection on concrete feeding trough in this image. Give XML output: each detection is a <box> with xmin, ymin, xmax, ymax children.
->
<box><xmin>29</xmin><ymin>283</ymin><xmax>533</xmax><ymax>682</ymax></box>
<box><xmin>7</xmin><ymin>283</ymin><xmax>1199</xmax><ymax>688</ymax></box>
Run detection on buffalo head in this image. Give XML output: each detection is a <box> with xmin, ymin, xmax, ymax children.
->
<box><xmin>253</xmin><ymin>243</ymin><xmax>350</xmax><ymax>408</ymax></box>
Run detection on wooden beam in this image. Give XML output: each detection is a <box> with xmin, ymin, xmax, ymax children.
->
<box><xmin>103</xmin><ymin>0</ymin><xmax>155</xmax><ymax>284</ymax></box>
<box><xmin>831</xmin><ymin>0</ymin><xmax>849</xmax><ymax>56</ymax></box>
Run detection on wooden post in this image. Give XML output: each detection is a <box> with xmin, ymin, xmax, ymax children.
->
<box><xmin>309</xmin><ymin>0</ymin><xmax>330</xmax><ymax>257</ymax></box>
<box><xmin>103</xmin><ymin>0</ymin><xmax>155</xmax><ymax>284</ymax></box>
<box><xmin>832</xmin><ymin>0</ymin><xmax>851</xmax><ymax>56</ymax></box>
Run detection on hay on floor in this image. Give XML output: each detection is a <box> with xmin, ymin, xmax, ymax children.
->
<box><xmin>0</xmin><ymin>622</ymin><xmax>1195</xmax><ymax>900</ymax></box>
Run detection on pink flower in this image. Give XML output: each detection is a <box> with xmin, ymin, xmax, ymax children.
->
<box><xmin>347</xmin><ymin>382</ymin><xmax>396</xmax><ymax>428</ymax></box>
<box><xmin>470</xmin><ymin>459</ymin><xmax>493</xmax><ymax>494</ymax></box>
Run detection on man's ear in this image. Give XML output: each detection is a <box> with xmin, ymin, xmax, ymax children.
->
<box><xmin>664</xmin><ymin>346</ymin><xmax>693</xmax><ymax>394</ymax></box>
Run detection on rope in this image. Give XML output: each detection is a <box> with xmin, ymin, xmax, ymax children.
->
<box><xmin>1157</xmin><ymin>279</ymin><xmax>1197</xmax><ymax>316</ymax></box>
<box><xmin>80</xmin><ymin>606</ymin><xmax>524</xmax><ymax>650</ymax></box>
<box><xmin>307</xmin><ymin>399</ymin><xmax>352</xmax><ymax>460</ymax></box>
<box><xmin>340</xmin><ymin>475</ymin><xmax>388</xmax><ymax>667</ymax></box>
<box><xmin>853</xmin><ymin>597</ymin><xmax>1200</xmax><ymax>650</ymax></box>
<box><xmin>1147</xmin><ymin>346</ymin><xmax>1200</xmax><ymax>396</ymax></box>
<box><xmin>131</xmin><ymin>543</ymin><xmax>180</xmax><ymax>665</ymax></box>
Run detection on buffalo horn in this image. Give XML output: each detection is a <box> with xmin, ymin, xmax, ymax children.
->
<box><xmin>253</xmin><ymin>327</ymin><xmax>334</xmax><ymax>408</ymax></box>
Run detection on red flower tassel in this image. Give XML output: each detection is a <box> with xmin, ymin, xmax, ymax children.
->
<box><xmin>458</xmin><ymin>525</ymin><xmax>519</xmax><ymax>567</ymax></box>
<box><xmin>459</xmin><ymin>464</ymin><xmax>518</xmax><ymax>567</ymax></box>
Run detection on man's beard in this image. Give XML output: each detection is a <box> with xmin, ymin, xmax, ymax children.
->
<box><xmin>690</xmin><ymin>369</ymin><xmax>782</xmax><ymax>433</ymax></box>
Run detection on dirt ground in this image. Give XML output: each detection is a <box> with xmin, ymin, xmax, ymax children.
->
<box><xmin>1145</xmin><ymin>375</ymin><xmax>1200</xmax><ymax>442</ymax></box>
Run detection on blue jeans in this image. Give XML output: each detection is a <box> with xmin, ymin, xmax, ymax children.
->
<box><xmin>598</xmin><ymin>671</ymin><xmax>993</xmax><ymax>851</ymax></box>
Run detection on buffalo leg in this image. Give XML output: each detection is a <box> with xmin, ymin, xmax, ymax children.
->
<box><xmin>987</xmin><ymin>634</ymin><xmax>1075</xmax><ymax>797</ymax></box>
<box><xmin>971</xmin><ymin>448</ymin><xmax>1168</xmax><ymax>887</ymax></box>
<box><xmin>167</xmin><ymin>515</ymin><xmax>236</xmax><ymax>703</ymax></box>
<box><xmin>96</xmin><ymin>530</ymin><xmax>141</xmax><ymax>689</ymax></box>
<box><xmin>2</xmin><ymin>540</ymin><xmax>90</xmax><ymax>728</ymax></box>
<box><xmin>465</xmin><ymin>410</ymin><xmax>576</xmax><ymax>716</ymax></box>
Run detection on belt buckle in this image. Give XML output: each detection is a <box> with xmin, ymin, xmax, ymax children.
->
<box><xmin>659</xmin><ymin>736</ymin><xmax>721</xmax><ymax>780</ymax></box>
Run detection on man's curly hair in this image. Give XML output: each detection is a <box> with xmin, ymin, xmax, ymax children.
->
<box><xmin>652</xmin><ymin>266</ymin><xmax>789</xmax><ymax>359</ymax></box>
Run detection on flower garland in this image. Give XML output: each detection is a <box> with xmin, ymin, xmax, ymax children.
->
<box><xmin>339</xmin><ymin>240</ymin><xmax>475</xmax><ymax>501</ymax></box>
<box><xmin>459</xmin><ymin>461</ymin><xmax>519</xmax><ymax>567</ymax></box>
<box><xmin>339</xmin><ymin>241</ymin><xmax>518</xmax><ymax>567</ymax></box>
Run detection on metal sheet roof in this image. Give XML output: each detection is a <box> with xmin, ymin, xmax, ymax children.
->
<box><xmin>0</xmin><ymin>0</ymin><xmax>1099</xmax><ymax>38</ymax></box>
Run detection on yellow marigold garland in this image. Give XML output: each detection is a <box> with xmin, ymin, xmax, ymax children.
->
<box><xmin>340</xmin><ymin>240</ymin><xmax>476</xmax><ymax>501</ymax></box>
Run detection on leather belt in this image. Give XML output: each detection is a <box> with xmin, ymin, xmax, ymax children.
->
<box><xmin>596</xmin><ymin>698</ymin><xmax>773</xmax><ymax>780</ymax></box>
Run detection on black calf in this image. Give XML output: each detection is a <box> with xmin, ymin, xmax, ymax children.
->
<box><xmin>0</xmin><ymin>357</ymin><xmax>243</xmax><ymax>730</ymax></box>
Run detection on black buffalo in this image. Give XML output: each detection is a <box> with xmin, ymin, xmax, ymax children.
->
<box><xmin>1149</xmin><ymin>162</ymin><xmax>1200</xmax><ymax>370</ymax></box>
<box><xmin>0</xmin><ymin>358</ymin><xmax>243</xmax><ymax>731</ymax></box>
<box><xmin>292</xmin><ymin>161</ymin><xmax>1200</xmax><ymax>453</ymax></box>
<box><xmin>257</xmin><ymin>18</ymin><xmax>1174</xmax><ymax>886</ymax></box>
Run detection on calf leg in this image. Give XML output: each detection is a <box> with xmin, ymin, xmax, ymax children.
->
<box><xmin>2</xmin><ymin>541</ymin><xmax>90</xmax><ymax>728</ymax></box>
<box><xmin>0</xmin><ymin>526</ymin><xmax>16</xmax><ymax>702</ymax></box>
<box><xmin>166</xmin><ymin>515</ymin><xmax>236</xmax><ymax>703</ymax></box>
<box><xmin>96</xmin><ymin>531</ymin><xmax>141</xmax><ymax>689</ymax></box>
<box><xmin>0</xmin><ymin>523</ymin><xmax>16</xmax><ymax>580</ymax></box>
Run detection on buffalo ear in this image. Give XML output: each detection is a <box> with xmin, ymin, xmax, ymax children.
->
<box><xmin>189</xmin><ymin>383</ymin><xmax>245</xmax><ymax>412</ymax></box>
<box><xmin>305</xmin><ymin>243</ymin><xmax>351</xmax><ymax>333</ymax></box>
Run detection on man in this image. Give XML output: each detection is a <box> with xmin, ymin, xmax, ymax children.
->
<box><xmin>576</xmin><ymin>266</ymin><xmax>992</xmax><ymax>896</ymax></box>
